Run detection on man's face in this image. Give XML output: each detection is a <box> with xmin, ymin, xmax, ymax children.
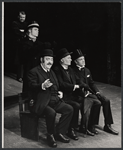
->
<box><xmin>61</xmin><ymin>55</ymin><xmax>72</xmax><ymax>66</ymax></box>
<box><xmin>76</xmin><ymin>56</ymin><xmax>85</xmax><ymax>67</ymax></box>
<box><xmin>30</xmin><ymin>27</ymin><xmax>39</xmax><ymax>38</ymax></box>
<box><xmin>42</xmin><ymin>56</ymin><xmax>53</xmax><ymax>70</ymax></box>
<box><xmin>19</xmin><ymin>14</ymin><xmax>26</xmax><ymax>22</ymax></box>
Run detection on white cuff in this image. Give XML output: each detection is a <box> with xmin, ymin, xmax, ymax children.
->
<box><xmin>96</xmin><ymin>92</ymin><xmax>100</xmax><ymax>94</ymax></box>
<box><xmin>42</xmin><ymin>83</ymin><xmax>46</xmax><ymax>90</ymax></box>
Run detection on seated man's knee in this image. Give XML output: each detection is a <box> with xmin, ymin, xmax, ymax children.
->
<box><xmin>94</xmin><ymin>99</ymin><xmax>101</xmax><ymax>106</ymax></box>
<box><xmin>46</xmin><ymin>110</ymin><xmax>56</xmax><ymax>119</ymax></box>
<box><xmin>67</xmin><ymin>104</ymin><xmax>74</xmax><ymax>114</ymax></box>
<box><xmin>104</xmin><ymin>98</ymin><xmax>110</xmax><ymax>105</ymax></box>
<box><xmin>74</xmin><ymin>102</ymin><xmax>80</xmax><ymax>109</ymax></box>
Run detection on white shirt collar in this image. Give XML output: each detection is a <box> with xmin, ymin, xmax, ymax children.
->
<box><xmin>61</xmin><ymin>64</ymin><xmax>68</xmax><ymax>70</ymax></box>
<box><xmin>76</xmin><ymin>65</ymin><xmax>85</xmax><ymax>70</ymax></box>
<box><xmin>41</xmin><ymin>63</ymin><xmax>50</xmax><ymax>72</ymax></box>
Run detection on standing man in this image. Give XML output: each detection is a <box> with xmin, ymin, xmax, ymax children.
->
<box><xmin>27</xmin><ymin>49</ymin><xmax>73</xmax><ymax>147</ymax></box>
<box><xmin>12</xmin><ymin>11</ymin><xmax>28</xmax><ymax>82</ymax></box>
<box><xmin>72</xmin><ymin>49</ymin><xmax>119</xmax><ymax>135</ymax></box>
<box><xmin>22</xmin><ymin>21</ymin><xmax>43</xmax><ymax>93</ymax></box>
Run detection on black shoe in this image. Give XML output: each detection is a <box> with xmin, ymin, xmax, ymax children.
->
<box><xmin>57</xmin><ymin>133</ymin><xmax>70</xmax><ymax>143</ymax></box>
<box><xmin>79</xmin><ymin>128</ymin><xmax>94</xmax><ymax>136</ymax></box>
<box><xmin>18</xmin><ymin>78</ymin><xmax>23</xmax><ymax>83</ymax></box>
<box><xmin>47</xmin><ymin>134</ymin><xmax>57</xmax><ymax>148</ymax></box>
<box><xmin>86</xmin><ymin>130</ymin><xmax>95</xmax><ymax>136</ymax></box>
<box><xmin>67</xmin><ymin>128</ymin><xmax>79</xmax><ymax>140</ymax></box>
<box><xmin>74</xmin><ymin>127</ymin><xmax>80</xmax><ymax>132</ymax></box>
<box><xmin>104</xmin><ymin>125</ymin><xmax>119</xmax><ymax>135</ymax></box>
<box><xmin>90</xmin><ymin>127</ymin><xmax>99</xmax><ymax>135</ymax></box>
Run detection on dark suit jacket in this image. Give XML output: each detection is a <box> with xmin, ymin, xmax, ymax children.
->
<box><xmin>53</xmin><ymin>64</ymin><xmax>80</xmax><ymax>102</ymax></box>
<box><xmin>27</xmin><ymin>65</ymin><xmax>59</xmax><ymax>116</ymax></box>
<box><xmin>73</xmin><ymin>66</ymin><xmax>99</xmax><ymax>94</ymax></box>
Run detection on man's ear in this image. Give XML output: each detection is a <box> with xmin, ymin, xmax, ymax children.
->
<box><xmin>61</xmin><ymin>58</ymin><xmax>63</xmax><ymax>63</ymax></box>
<box><xmin>28</xmin><ymin>29</ymin><xmax>31</xmax><ymax>33</ymax></box>
<box><xmin>40</xmin><ymin>57</ymin><xmax>42</xmax><ymax>63</ymax></box>
<box><xmin>74</xmin><ymin>60</ymin><xmax>77</xmax><ymax>64</ymax></box>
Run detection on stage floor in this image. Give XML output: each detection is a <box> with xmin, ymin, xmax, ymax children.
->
<box><xmin>3</xmin><ymin>75</ymin><xmax>121</xmax><ymax>148</ymax></box>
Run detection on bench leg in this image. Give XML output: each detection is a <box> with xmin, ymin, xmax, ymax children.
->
<box><xmin>20</xmin><ymin>113</ymin><xmax>39</xmax><ymax>141</ymax></box>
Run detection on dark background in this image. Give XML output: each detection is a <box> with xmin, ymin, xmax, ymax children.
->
<box><xmin>4</xmin><ymin>2</ymin><xmax>121</xmax><ymax>86</ymax></box>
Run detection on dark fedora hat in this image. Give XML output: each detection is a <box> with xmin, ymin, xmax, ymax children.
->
<box><xmin>40</xmin><ymin>49</ymin><xmax>54</xmax><ymax>57</ymax></box>
<box><xmin>72</xmin><ymin>49</ymin><xmax>85</xmax><ymax>60</ymax></box>
<box><xmin>57</xmin><ymin>48</ymin><xmax>73</xmax><ymax>60</ymax></box>
<box><xmin>26</xmin><ymin>21</ymin><xmax>40</xmax><ymax>31</ymax></box>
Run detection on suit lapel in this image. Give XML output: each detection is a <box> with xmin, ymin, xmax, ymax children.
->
<box><xmin>37</xmin><ymin>65</ymin><xmax>48</xmax><ymax>80</ymax></box>
<box><xmin>60</xmin><ymin>66</ymin><xmax>72</xmax><ymax>83</ymax></box>
<box><xmin>75</xmin><ymin>66</ymin><xmax>87</xmax><ymax>83</ymax></box>
<box><xmin>69</xmin><ymin>68</ymin><xmax>75</xmax><ymax>84</ymax></box>
<box><xmin>50</xmin><ymin>69</ymin><xmax>59</xmax><ymax>88</ymax></box>
<box><xmin>84</xmin><ymin>68</ymin><xmax>88</xmax><ymax>84</ymax></box>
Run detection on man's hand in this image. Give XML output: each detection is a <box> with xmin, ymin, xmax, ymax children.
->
<box><xmin>58</xmin><ymin>91</ymin><xmax>63</xmax><ymax>99</ymax></box>
<box><xmin>73</xmin><ymin>85</ymin><xmax>79</xmax><ymax>91</ymax></box>
<box><xmin>42</xmin><ymin>79</ymin><xmax>53</xmax><ymax>89</ymax></box>
<box><xmin>96</xmin><ymin>92</ymin><xmax>102</xmax><ymax>99</ymax></box>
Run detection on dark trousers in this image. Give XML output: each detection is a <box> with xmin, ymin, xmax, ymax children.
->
<box><xmin>79</xmin><ymin>97</ymin><xmax>93</xmax><ymax>130</ymax></box>
<box><xmin>66</xmin><ymin>100</ymin><xmax>80</xmax><ymax>129</ymax></box>
<box><xmin>98</xmin><ymin>95</ymin><xmax>113</xmax><ymax>125</ymax></box>
<box><xmin>88</xmin><ymin>94</ymin><xmax>101</xmax><ymax>128</ymax></box>
<box><xmin>41</xmin><ymin>100</ymin><xmax>73</xmax><ymax>135</ymax></box>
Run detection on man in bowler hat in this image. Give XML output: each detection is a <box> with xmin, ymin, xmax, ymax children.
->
<box><xmin>27</xmin><ymin>49</ymin><xmax>73</xmax><ymax>147</ymax></box>
<box><xmin>72</xmin><ymin>48</ymin><xmax>119</xmax><ymax>135</ymax></box>
<box><xmin>53</xmin><ymin>48</ymin><xmax>99</xmax><ymax>138</ymax></box>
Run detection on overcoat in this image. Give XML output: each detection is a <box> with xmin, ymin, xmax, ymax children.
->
<box><xmin>27</xmin><ymin>65</ymin><xmax>59</xmax><ymax>116</ymax></box>
<box><xmin>53</xmin><ymin>64</ymin><xmax>77</xmax><ymax>102</ymax></box>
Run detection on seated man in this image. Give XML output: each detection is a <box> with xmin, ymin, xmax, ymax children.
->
<box><xmin>72</xmin><ymin>48</ymin><xmax>119</xmax><ymax>135</ymax></box>
<box><xmin>27</xmin><ymin>49</ymin><xmax>73</xmax><ymax>148</ymax></box>
<box><xmin>53</xmin><ymin>48</ymin><xmax>101</xmax><ymax>137</ymax></box>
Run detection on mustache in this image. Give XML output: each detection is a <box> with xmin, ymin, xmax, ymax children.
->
<box><xmin>47</xmin><ymin>63</ymin><xmax>53</xmax><ymax>65</ymax></box>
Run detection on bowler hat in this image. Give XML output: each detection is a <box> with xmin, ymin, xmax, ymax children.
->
<box><xmin>40</xmin><ymin>49</ymin><xmax>54</xmax><ymax>57</ymax></box>
<box><xmin>57</xmin><ymin>48</ymin><xmax>73</xmax><ymax>60</ymax></box>
<box><xmin>73</xmin><ymin>49</ymin><xmax>84</xmax><ymax>60</ymax></box>
<box><xmin>26</xmin><ymin>21</ymin><xmax>39</xmax><ymax>30</ymax></box>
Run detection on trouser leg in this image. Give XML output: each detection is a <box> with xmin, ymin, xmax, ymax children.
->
<box><xmin>42</xmin><ymin>105</ymin><xmax>56</xmax><ymax>135</ymax></box>
<box><xmin>66</xmin><ymin>101</ymin><xmax>80</xmax><ymax>128</ymax></box>
<box><xmin>54</xmin><ymin>101</ymin><xmax>73</xmax><ymax>135</ymax></box>
<box><xmin>80</xmin><ymin>107</ymin><xmax>91</xmax><ymax>131</ymax></box>
<box><xmin>79</xmin><ymin>97</ymin><xmax>93</xmax><ymax>130</ymax></box>
<box><xmin>88</xmin><ymin>94</ymin><xmax>101</xmax><ymax>128</ymax></box>
<box><xmin>98</xmin><ymin>95</ymin><xmax>113</xmax><ymax>125</ymax></box>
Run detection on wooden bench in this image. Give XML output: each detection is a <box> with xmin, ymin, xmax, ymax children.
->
<box><xmin>18</xmin><ymin>93</ymin><xmax>39</xmax><ymax>141</ymax></box>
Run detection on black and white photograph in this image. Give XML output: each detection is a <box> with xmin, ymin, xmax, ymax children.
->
<box><xmin>3</xmin><ymin>1</ymin><xmax>121</xmax><ymax>148</ymax></box>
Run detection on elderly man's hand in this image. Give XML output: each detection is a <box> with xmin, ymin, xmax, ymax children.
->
<box><xmin>58</xmin><ymin>91</ymin><xmax>63</xmax><ymax>99</ymax></box>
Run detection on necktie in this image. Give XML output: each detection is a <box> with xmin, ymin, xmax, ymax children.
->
<box><xmin>47</xmin><ymin>71</ymin><xmax>50</xmax><ymax>79</ymax></box>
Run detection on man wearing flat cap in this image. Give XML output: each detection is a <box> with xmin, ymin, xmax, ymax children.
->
<box><xmin>22</xmin><ymin>21</ymin><xmax>43</xmax><ymax>93</ymax></box>
<box><xmin>27</xmin><ymin>49</ymin><xmax>73</xmax><ymax>147</ymax></box>
<box><xmin>72</xmin><ymin>48</ymin><xmax>119</xmax><ymax>135</ymax></box>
